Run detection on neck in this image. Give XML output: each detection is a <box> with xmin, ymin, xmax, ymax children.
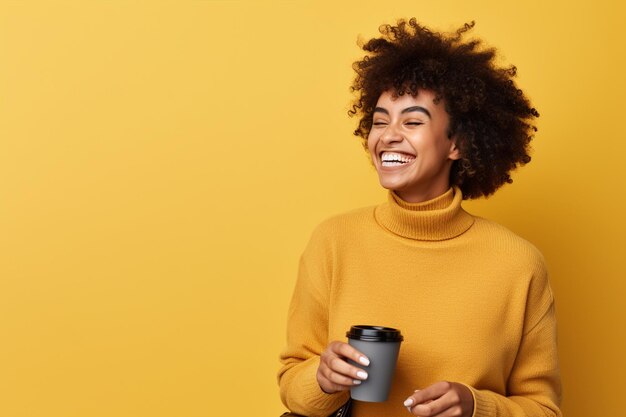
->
<box><xmin>392</xmin><ymin>180</ymin><xmax>452</xmax><ymax>204</ymax></box>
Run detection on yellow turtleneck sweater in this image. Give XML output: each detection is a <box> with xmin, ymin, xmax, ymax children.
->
<box><xmin>278</xmin><ymin>187</ymin><xmax>561</xmax><ymax>417</ymax></box>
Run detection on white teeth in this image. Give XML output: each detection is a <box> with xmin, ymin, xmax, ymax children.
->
<box><xmin>380</xmin><ymin>152</ymin><xmax>415</xmax><ymax>164</ymax></box>
<box><xmin>382</xmin><ymin>161</ymin><xmax>407</xmax><ymax>167</ymax></box>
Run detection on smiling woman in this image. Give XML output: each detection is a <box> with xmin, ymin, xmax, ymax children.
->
<box><xmin>368</xmin><ymin>90</ymin><xmax>460</xmax><ymax>203</ymax></box>
<box><xmin>351</xmin><ymin>20</ymin><xmax>539</xmax><ymax>200</ymax></box>
<box><xmin>278</xmin><ymin>18</ymin><xmax>560</xmax><ymax>417</ymax></box>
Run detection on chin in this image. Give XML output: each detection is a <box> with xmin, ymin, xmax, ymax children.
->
<box><xmin>378</xmin><ymin>179</ymin><xmax>407</xmax><ymax>193</ymax></box>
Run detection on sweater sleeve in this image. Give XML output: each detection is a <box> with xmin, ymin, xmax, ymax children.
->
<box><xmin>277</xmin><ymin>226</ymin><xmax>349</xmax><ymax>417</ymax></box>
<box><xmin>469</xmin><ymin>260</ymin><xmax>562</xmax><ymax>417</ymax></box>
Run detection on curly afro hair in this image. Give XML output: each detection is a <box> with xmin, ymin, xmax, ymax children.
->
<box><xmin>349</xmin><ymin>19</ymin><xmax>539</xmax><ymax>199</ymax></box>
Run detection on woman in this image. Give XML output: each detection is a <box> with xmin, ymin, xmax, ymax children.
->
<box><xmin>278</xmin><ymin>19</ymin><xmax>561</xmax><ymax>417</ymax></box>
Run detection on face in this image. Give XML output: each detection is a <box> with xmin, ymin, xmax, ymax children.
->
<box><xmin>367</xmin><ymin>90</ymin><xmax>460</xmax><ymax>203</ymax></box>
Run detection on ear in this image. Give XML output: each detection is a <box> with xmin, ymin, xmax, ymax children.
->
<box><xmin>448</xmin><ymin>137</ymin><xmax>461</xmax><ymax>161</ymax></box>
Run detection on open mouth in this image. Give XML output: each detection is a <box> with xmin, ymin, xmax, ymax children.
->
<box><xmin>380</xmin><ymin>151</ymin><xmax>416</xmax><ymax>167</ymax></box>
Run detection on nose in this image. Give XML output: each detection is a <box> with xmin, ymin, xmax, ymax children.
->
<box><xmin>380</xmin><ymin>122</ymin><xmax>403</xmax><ymax>144</ymax></box>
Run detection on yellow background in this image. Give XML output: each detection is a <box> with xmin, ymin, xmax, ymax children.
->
<box><xmin>1</xmin><ymin>1</ymin><xmax>624</xmax><ymax>416</ymax></box>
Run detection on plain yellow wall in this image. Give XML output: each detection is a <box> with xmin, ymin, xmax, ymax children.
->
<box><xmin>1</xmin><ymin>1</ymin><xmax>624</xmax><ymax>416</ymax></box>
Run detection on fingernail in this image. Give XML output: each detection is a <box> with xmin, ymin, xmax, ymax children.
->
<box><xmin>356</xmin><ymin>371</ymin><xmax>368</xmax><ymax>380</ymax></box>
<box><xmin>359</xmin><ymin>356</ymin><xmax>370</xmax><ymax>366</ymax></box>
<box><xmin>352</xmin><ymin>380</ymin><xmax>361</xmax><ymax>385</ymax></box>
<box><xmin>403</xmin><ymin>398</ymin><xmax>414</xmax><ymax>407</ymax></box>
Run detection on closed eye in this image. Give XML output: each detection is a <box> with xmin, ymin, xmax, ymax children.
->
<box><xmin>406</xmin><ymin>122</ymin><xmax>423</xmax><ymax>126</ymax></box>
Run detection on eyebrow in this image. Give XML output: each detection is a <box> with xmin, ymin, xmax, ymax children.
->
<box><xmin>373</xmin><ymin>106</ymin><xmax>432</xmax><ymax>118</ymax></box>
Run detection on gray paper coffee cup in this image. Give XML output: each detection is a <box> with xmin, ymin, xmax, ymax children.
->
<box><xmin>347</xmin><ymin>325</ymin><xmax>403</xmax><ymax>402</ymax></box>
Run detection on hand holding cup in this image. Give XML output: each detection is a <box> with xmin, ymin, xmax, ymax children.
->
<box><xmin>316</xmin><ymin>341</ymin><xmax>371</xmax><ymax>394</ymax></box>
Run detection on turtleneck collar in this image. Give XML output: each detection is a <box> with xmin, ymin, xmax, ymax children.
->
<box><xmin>374</xmin><ymin>186</ymin><xmax>475</xmax><ymax>241</ymax></box>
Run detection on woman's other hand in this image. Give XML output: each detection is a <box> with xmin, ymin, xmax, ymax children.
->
<box><xmin>403</xmin><ymin>381</ymin><xmax>474</xmax><ymax>417</ymax></box>
<box><xmin>316</xmin><ymin>341</ymin><xmax>370</xmax><ymax>394</ymax></box>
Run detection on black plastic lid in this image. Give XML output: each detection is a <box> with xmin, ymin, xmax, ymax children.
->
<box><xmin>346</xmin><ymin>325</ymin><xmax>403</xmax><ymax>342</ymax></box>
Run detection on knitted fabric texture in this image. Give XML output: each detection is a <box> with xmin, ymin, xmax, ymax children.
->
<box><xmin>278</xmin><ymin>187</ymin><xmax>561</xmax><ymax>417</ymax></box>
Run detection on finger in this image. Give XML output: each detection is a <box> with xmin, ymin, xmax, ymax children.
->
<box><xmin>407</xmin><ymin>405</ymin><xmax>463</xmax><ymax>417</ymax></box>
<box><xmin>319</xmin><ymin>372</ymin><xmax>359</xmax><ymax>391</ymax></box>
<box><xmin>320</xmin><ymin>352</ymin><xmax>362</xmax><ymax>382</ymax></box>
<box><xmin>404</xmin><ymin>381</ymin><xmax>452</xmax><ymax>407</ymax></box>
<box><xmin>326</xmin><ymin>355</ymin><xmax>369</xmax><ymax>381</ymax></box>
<box><xmin>325</xmin><ymin>365</ymin><xmax>365</xmax><ymax>386</ymax></box>
<box><xmin>409</xmin><ymin>390</ymin><xmax>459</xmax><ymax>416</ymax></box>
<box><xmin>320</xmin><ymin>354</ymin><xmax>361</xmax><ymax>382</ymax></box>
<box><xmin>316</xmin><ymin>365</ymin><xmax>359</xmax><ymax>394</ymax></box>
<box><xmin>436</xmin><ymin>405</ymin><xmax>464</xmax><ymax>417</ymax></box>
<box><xmin>330</xmin><ymin>341</ymin><xmax>370</xmax><ymax>366</ymax></box>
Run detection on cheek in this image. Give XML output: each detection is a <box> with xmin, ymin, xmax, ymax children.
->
<box><xmin>367</xmin><ymin>133</ymin><xmax>377</xmax><ymax>154</ymax></box>
<box><xmin>366</xmin><ymin>135</ymin><xmax>378</xmax><ymax>166</ymax></box>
